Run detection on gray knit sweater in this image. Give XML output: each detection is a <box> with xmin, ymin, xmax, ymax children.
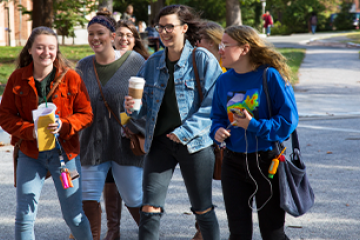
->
<box><xmin>76</xmin><ymin>51</ymin><xmax>146</xmax><ymax>167</ymax></box>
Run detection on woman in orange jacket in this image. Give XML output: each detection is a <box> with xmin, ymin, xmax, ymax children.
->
<box><xmin>0</xmin><ymin>26</ymin><xmax>93</xmax><ymax>240</ymax></box>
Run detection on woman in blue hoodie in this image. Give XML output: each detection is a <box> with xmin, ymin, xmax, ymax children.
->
<box><xmin>125</xmin><ymin>5</ymin><xmax>222</xmax><ymax>240</ymax></box>
<box><xmin>210</xmin><ymin>25</ymin><xmax>298</xmax><ymax>240</ymax></box>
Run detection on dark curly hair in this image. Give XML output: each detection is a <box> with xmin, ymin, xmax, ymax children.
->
<box><xmin>156</xmin><ymin>5</ymin><xmax>202</xmax><ymax>47</ymax></box>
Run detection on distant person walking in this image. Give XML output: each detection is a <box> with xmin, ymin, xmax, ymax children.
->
<box><xmin>263</xmin><ymin>11</ymin><xmax>273</xmax><ymax>36</ymax></box>
<box><xmin>310</xmin><ymin>12</ymin><xmax>318</xmax><ymax>34</ymax></box>
<box><xmin>122</xmin><ymin>4</ymin><xmax>136</xmax><ymax>23</ymax></box>
<box><xmin>0</xmin><ymin>26</ymin><xmax>93</xmax><ymax>240</ymax></box>
<box><xmin>145</xmin><ymin>20</ymin><xmax>163</xmax><ymax>52</ymax></box>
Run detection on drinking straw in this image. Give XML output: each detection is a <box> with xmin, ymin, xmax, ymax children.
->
<box><xmin>44</xmin><ymin>96</ymin><xmax>47</xmax><ymax>107</ymax></box>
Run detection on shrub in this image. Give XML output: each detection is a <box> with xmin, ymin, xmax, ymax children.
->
<box><xmin>271</xmin><ymin>21</ymin><xmax>291</xmax><ymax>35</ymax></box>
<box><xmin>334</xmin><ymin>2</ymin><xmax>354</xmax><ymax>30</ymax></box>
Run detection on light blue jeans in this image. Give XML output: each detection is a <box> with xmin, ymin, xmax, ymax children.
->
<box><xmin>267</xmin><ymin>26</ymin><xmax>271</xmax><ymax>35</ymax></box>
<box><xmin>15</xmin><ymin>149</ymin><xmax>92</xmax><ymax>240</ymax></box>
<box><xmin>81</xmin><ymin>161</ymin><xmax>143</xmax><ymax>207</ymax></box>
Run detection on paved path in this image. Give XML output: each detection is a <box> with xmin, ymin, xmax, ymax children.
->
<box><xmin>1</xmin><ymin>34</ymin><xmax>360</xmax><ymax>239</ymax></box>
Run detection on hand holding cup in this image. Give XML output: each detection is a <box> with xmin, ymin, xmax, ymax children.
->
<box><xmin>127</xmin><ymin>77</ymin><xmax>145</xmax><ymax>113</ymax></box>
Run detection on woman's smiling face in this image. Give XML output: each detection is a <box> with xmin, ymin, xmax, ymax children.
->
<box><xmin>88</xmin><ymin>23</ymin><xmax>115</xmax><ymax>54</ymax></box>
<box><xmin>157</xmin><ymin>13</ymin><xmax>187</xmax><ymax>49</ymax></box>
<box><xmin>28</xmin><ymin>34</ymin><xmax>57</xmax><ymax>69</ymax></box>
<box><xmin>115</xmin><ymin>26</ymin><xmax>135</xmax><ymax>51</ymax></box>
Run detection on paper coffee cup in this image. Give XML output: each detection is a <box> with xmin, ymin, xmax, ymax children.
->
<box><xmin>128</xmin><ymin>77</ymin><xmax>145</xmax><ymax>111</ymax></box>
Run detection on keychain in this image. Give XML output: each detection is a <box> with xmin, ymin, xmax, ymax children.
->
<box><xmin>268</xmin><ymin>147</ymin><xmax>286</xmax><ymax>179</ymax></box>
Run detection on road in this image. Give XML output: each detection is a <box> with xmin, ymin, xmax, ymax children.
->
<box><xmin>0</xmin><ymin>33</ymin><xmax>360</xmax><ymax>239</ymax></box>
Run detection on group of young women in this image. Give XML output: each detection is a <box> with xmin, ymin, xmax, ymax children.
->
<box><xmin>0</xmin><ymin>4</ymin><xmax>298</xmax><ymax>240</ymax></box>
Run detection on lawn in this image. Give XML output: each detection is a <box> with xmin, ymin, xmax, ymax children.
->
<box><xmin>278</xmin><ymin>48</ymin><xmax>306</xmax><ymax>84</ymax></box>
<box><xmin>0</xmin><ymin>46</ymin><xmax>305</xmax><ymax>95</ymax></box>
<box><xmin>345</xmin><ymin>32</ymin><xmax>360</xmax><ymax>44</ymax></box>
<box><xmin>0</xmin><ymin>45</ymin><xmax>93</xmax><ymax>95</ymax></box>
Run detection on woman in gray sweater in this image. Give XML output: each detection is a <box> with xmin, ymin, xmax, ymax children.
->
<box><xmin>75</xmin><ymin>10</ymin><xmax>146</xmax><ymax>240</ymax></box>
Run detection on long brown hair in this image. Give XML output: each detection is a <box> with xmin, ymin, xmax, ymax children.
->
<box><xmin>156</xmin><ymin>5</ymin><xmax>202</xmax><ymax>47</ymax></box>
<box><xmin>115</xmin><ymin>20</ymin><xmax>149</xmax><ymax>59</ymax></box>
<box><xmin>15</xmin><ymin>26</ymin><xmax>72</xmax><ymax>72</ymax></box>
<box><xmin>225</xmin><ymin>25</ymin><xmax>291</xmax><ymax>82</ymax></box>
<box><xmin>199</xmin><ymin>21</ymin><xmax>224</xmax><ymax>50</ymax></box>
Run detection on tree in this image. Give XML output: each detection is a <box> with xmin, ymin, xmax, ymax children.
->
<box><xmin>334</xmin><ymin>1</ymin><xmax>353</xmax><ymax>30</ymax></box>
<box><xmin>32</xmin><ymin>0</ymin><xmax>53</xmax><ymax>28</ymax></box>
<box><xmin>226</xmin><ymin>0</ymin><xmax>242</xmax><ymax>26</ymax></box>
<box><xmin>53</xmin><ymin>0</ymin><xmax>97</xmax><ymax>45</ymax></box>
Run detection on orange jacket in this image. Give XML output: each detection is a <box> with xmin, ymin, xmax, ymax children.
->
<box><xmin>0</xmin><ymin>62</ymin><xmax>93</xmax><ymax>160</ymax></box>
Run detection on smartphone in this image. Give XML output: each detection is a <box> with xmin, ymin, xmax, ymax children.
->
<box><xmin>230</xmin><ymin>108</ymin><xmax>245</xmax><ymax>118</ymax></box>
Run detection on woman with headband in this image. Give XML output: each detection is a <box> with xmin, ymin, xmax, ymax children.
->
<box><xmin>76</xmin><ymin>10</ymin><xmax>146</xmax><ymax>240</ymax></box>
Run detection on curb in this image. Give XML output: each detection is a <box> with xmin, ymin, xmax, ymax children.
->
<box><xmin>299</xmin><ymin>112</ymin><xmax>360</xmax><ymax>121</ymax></box>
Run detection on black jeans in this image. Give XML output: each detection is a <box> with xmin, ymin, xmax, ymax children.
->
<box><xmin>221</xmin><ymin>149</ymin><xmax>288</xmax><ymax>240</ymax></box>
<box><xmin>139</xmin><ymin>134</ymin><xmax>220</xmax><ymax>240</ymax></box>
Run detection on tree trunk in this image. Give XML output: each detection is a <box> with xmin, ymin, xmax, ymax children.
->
<box><xmin>99</xmin><ymin>0</ymin><xmax>113</xmax><ymax>13</ymax></box>
<box><xmin>150</xmin><ymin>0</ymin><xmax>165</xmax><ymax>23</ymax></box>
<box><xmin>226</xmin><ymin>0</ymin><xmax>242</xmax><ymax>27</ymax></box>
<box><xmin>32</xmin><ymin>0</ymin><xmax>54</xmax><ymax>29</ymax></box>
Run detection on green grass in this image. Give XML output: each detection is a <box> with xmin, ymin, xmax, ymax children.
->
<box><xmin>0</xmin><ymin>45</ymin><xmax>93</xmax><ymax>94</ymax></box>
<box><xmin>0</xmin><ymin>46</ymin><xmax>305</xmax><ymax>95</ymax></box>
<box><xmin>278</xmin><ymin>48</ymin><xmax>306</xmax><ymax>84</ymax></box>
<box><xmin>345</xmin><ymin>32</ymin><xmax>360</xmax><ymax>44</ymax></box>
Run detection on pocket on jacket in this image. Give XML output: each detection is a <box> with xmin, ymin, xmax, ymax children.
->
<box><xmin>13</xmin><ymin>86</ymin><xmax>30</xmax><ymax>110</ymax></box>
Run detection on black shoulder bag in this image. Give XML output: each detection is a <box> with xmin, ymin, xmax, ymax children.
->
<box><xmin>263</xmin><ymin>67</ymin><xmax>315</xmax><ymax>217</ymax></box>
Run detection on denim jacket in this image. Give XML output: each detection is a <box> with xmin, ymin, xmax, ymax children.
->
<box><xmin>129</xmin><ymin>40</ymin><xmax>222</xmax><ymax>153</ymax></box>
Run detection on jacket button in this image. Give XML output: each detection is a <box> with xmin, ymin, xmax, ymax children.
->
<box><xmin>69</xmin><ymin>154</ymin><xmax>72</xmax><ymax>158</ymax></box>
<box><xmin>54</xmin><ymin>95</ymin><xmax>58</xmax><ymax>98</ymax></box>
<box><xmin>20</xmin><ymin>91</ymin><xmax>23</xmax><ymax>94</ymax></box>
<box><xmin>161</xmin><ymin>84</ymin><xmax>165</xmax><ymax>87</ymax></box>
<box><xmin>68</xmin><ymin>92</ymin><xmax>71</xmax><ymax>95</ymax></box>
<box><xmin>57</xmin><ymin>111</ymin><xmax>60</xmax><ymax>114</ymax></box>
<box><xmin>152</xmin><ymin>118</ymin><xmax>154</xmax><ymax>121</ymax></box>
<box><xmin>156</xmin><ymin>100</ymin><xmax>159</xmax><ymax>103</ymax></box>
<box><xmin>183</xmin><ymin>138</ymin><xmax>187</xmax><ymax>141</ymax></box>
<box><xmin>63</xmin><ymin>140</ymin><xmax>66</xmax><ymax>143</ymax></box>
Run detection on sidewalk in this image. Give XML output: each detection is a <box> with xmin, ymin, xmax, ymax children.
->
<box><xmin>1</xmin><ymin>35</ymin><xmax>360</xmax><ymax>240</ymax></box>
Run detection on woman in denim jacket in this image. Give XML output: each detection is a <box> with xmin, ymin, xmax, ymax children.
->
<box><xmin>125</xmin><ymin>5</ymin><xmax>222</xmax><ymax>240</ymax></box>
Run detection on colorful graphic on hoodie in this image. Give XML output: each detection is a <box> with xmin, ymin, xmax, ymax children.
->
<box><xmin>226</xmin><ymin>89</ymin><xmax>259</xmax><ymax>122</ymax></box>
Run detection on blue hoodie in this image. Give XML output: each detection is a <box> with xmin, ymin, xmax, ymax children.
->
<box><xmin>210</xmin><ymin>66</ymin><xmax>298</xmax><ymax>153</ymax></box>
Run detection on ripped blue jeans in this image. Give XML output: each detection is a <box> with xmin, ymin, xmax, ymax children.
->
<box><xmin>15</xmin><ymin>149</ymin><xmax>92</xmax><ymax>240</ymax></box>
<box><xmin>139</xmin><ymin>134</ymin><xmax>220</xmax><ymax>240</ymax></box>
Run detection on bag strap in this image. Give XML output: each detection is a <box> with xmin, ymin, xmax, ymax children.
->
<box><xmin>262</xmin><ymin>67</ymin><xmax>300</xmax><ymax>155</ymax></box>
<box><xmin>46</xmin><ymin>70</ymin><xmax>65</xmax><ymax>100</ymax></box>
<box><xmin>192</xmin><ymin>48</ymin><xmax>204</xmax><ymax>102</ymax></box>
<box><xmin>92</xmin><ymin>57</ymin><xmax>128</xmax><ymax>135</ymax></box>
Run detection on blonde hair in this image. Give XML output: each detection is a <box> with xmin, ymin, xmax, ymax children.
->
<box><xmin>225</xmin><ymin>25</ymin><xmax>291</xmax><ymax>82</ymax></box>
<box><xmin>199</xmin><ymin>21</ymin><xmax>224</xmax><ymax>49</ymax></box>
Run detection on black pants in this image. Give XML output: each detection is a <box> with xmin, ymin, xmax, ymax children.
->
<box><xmin>221</xmin><ymin>149</ymin><xmax>288</xmax><ymax>240</ymax></box>
<box><xmin>139</xmin><ymin>134</ymin><xmax>220</xmax><ymax>240</ymax></box>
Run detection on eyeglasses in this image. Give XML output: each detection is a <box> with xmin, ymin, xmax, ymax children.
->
<box><xmin>219</xmin><ymin>42</ymin><xmax>239</xmax><ymax>51</ymax></box>
<box><xmin>155</xmin><ymin>24</ymin><xmax>182</xmax><ymax>33</ymax></box>
<box><xmin>117</xmin><ymin>33</ymin><xmax>134</xmax><ymax>39</ymax></box>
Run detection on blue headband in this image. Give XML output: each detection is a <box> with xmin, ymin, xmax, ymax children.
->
<box><xmin>88</xmin><ymin>15</ymin><xmax>115</xmax><ymax>32</ymax></box>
